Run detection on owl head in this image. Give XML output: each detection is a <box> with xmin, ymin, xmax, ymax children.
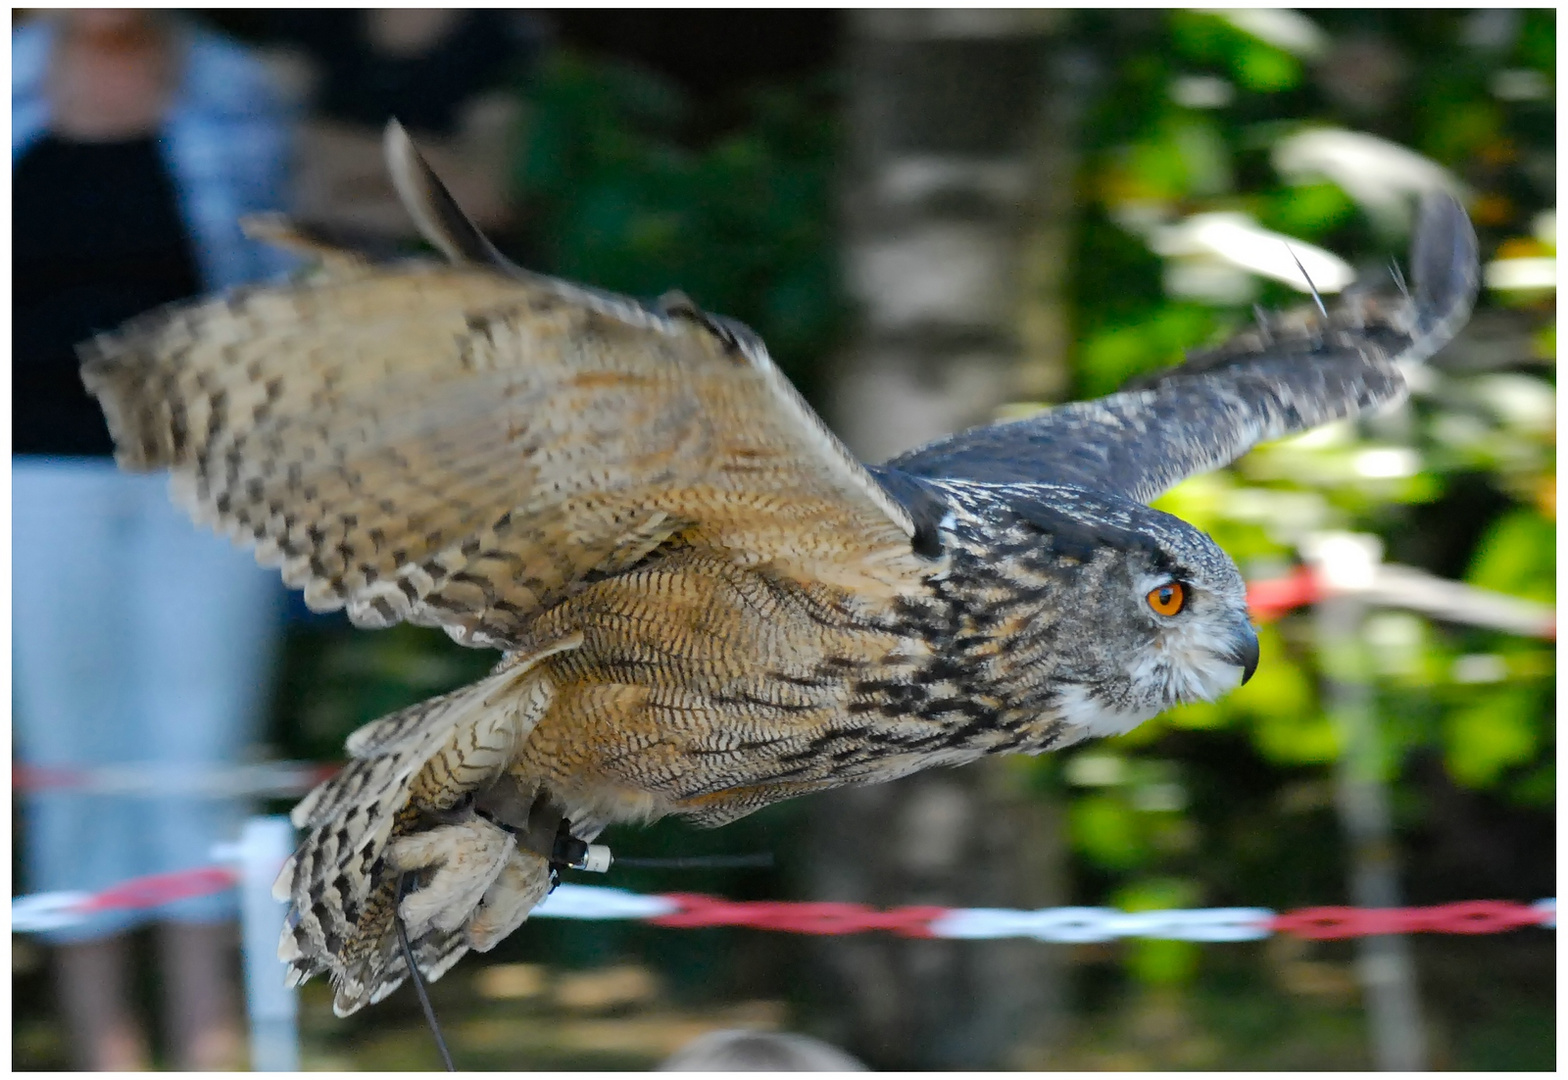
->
<box><xmin>965</xmin><ymin>485</ymin><xmax>1260</xmax><ymax>741</ymax></box>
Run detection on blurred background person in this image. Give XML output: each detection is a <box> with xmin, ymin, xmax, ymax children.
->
<box><xmin>12</xmin><ymin>9</ymin><xmax>294</xmax><ymax>1070</ymax></box>
<box><xmin>259</xmin><ymin>8</ymin><xmax>537</xmax><ymax>249</ymax></box>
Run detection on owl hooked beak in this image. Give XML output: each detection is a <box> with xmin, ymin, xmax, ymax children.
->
<box><xmin>1221</xmin><ymin>626</ymin><xmax>1260</xmax><ymax>685</ymax></box>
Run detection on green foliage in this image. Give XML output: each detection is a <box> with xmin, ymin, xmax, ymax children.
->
<box><xmin>1442</xmin><ymin>684</ymin><xmax>1544</xmax><ymax>789</ymax></box>
<box><xmin>1079</xmin><ymin>304</ymin><xmax>1216</xmax><ymax>398</ymax></box>
<box><xmin>1245</xmin><ymin>674</ymin><xmax>1341</xmax><ymax>766</ymax></box>
<box><xmin>1066</xmin><ymin>7</ymin><xmax>1555</xmax><ymax>792</ymax></box>
<box><xmin>1052</xmin><ymin>17</ymin><xmax>1555</xmax><ymax>1049</ymax></box>
<box><xmin>273</xmin><ymin>622</ymin><xmax>496</xmax><ymax>763</ymax></box>
<box><xmin>1465</xmin><ymin>508</ymin><xmax>1555</xmax><ymax>604</ymax></box>
<box><xmin>1070</xmin><ymin>791</ymin><xmax>1150</xmax><ymax>871</ymax></box>
<box><xmin>515</xmin><ymin>53</ymin><xmax>845</xmax><ymax>389</ymax></box>
<box><xmin>1169</xmin><ymin>11</ymin><xmax>1304</xmax><ymax>93</ymax></box>
<box><xmin>1258</xmin><ymin>181</ymin><xmax>1356</xmax><ymax>235</ymax></box>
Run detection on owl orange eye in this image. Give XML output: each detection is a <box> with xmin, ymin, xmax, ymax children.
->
<box><xmin>1147</xmin><ymin>582</ymin><xmax>1186</xmax><ymax>616</ymax></box>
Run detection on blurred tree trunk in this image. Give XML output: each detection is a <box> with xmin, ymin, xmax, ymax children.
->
<box><xmin>805</xmin><ymin>10</ymin><xmax>1092</xmax><ymax>1069</ymax></box>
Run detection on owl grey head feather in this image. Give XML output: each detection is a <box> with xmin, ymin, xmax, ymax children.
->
<box><xmin>899</xmin><ymin>479</ymin><xmax>1258</xmax><ymax>745</ymax></box>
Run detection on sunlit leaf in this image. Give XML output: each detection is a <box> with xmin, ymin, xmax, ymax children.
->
<box><xmin>1069</xmin><ymin>792</ymin><xmax>1150</xmax><ymax>870</ymax></box>
<box><xmin>1171</xmin><ymin>115</ymin><xmax>1234</xmax><ymax>195</ymax></box>
<box><xmin>1442</xmin><ymin>686</ymin><xmax>1543</xmax><ymax>788</ymax></box>
<box><xmin>1165</xmin><ymin>699</ymin><xmax>1230</xmax><ymax>730</ymax></box>
<box><xmin>1251</xmin><ymin>705</ymin><xmax>1341</xmax><ymax>766</ymax></box>
<box><xmin>1265</xmin><ymin>182</ymin><xmax>1357</xmax><ymax>235</ymax></box>
<box><xmin>1078</xmin><ymin>305</ymin><xmax>1216</xmax><ymax>397</ymax></box>
<box><xmin>1129</xmin><ymin>938</ymin><xmax>1202</xmax><ymax>987</ymax></box>
<box><xmin>1531</xmin><ymin>323</ymin><xmax>1555</xmax><ymax>360</ymax></box>
<box><xmin>1235</xmin><ymin>41</ymin><xmax>1301</xmax><ymax>93</ymax></box>
<box><xmin>1465</xmin><ymin>508</ymin><xmax>1556</xmax><ymax>604</ymax></box>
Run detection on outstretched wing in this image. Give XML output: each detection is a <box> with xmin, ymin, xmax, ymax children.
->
<box><xmin>886</xmin><ymin>194</ymin><xmax>1478</xmax><ymax>503</ymax></box>
<box><xmin>82</xmin><ymin>128</ymin><xmax>924</xmax><ymax>653</ymax></box>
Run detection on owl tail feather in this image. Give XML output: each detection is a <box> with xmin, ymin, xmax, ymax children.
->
<box><xmin>274</xmin><ymin>639</ymin><xmax>578</xmax><ymax>1016</ymax></box>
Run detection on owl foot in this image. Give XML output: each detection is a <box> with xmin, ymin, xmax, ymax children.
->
<box><xmin>466</xmin><ymin>849</ymin><xmax>555</xmax><ymax>950</ymax></box>
<box><xmin>386</xmin><ymin>817</ymin><xmax>515</xmax><ymax>938</ymax></box>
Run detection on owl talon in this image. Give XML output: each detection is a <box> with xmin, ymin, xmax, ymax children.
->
<box><xmin>387</xmin><ymin>818</ymin><xmax>516</xmax><ymax>937</ymax></box>
<box><xmin>465</xmin><ymin>849</ymin><xmax>554</xmax><ymax>951</ymax></box>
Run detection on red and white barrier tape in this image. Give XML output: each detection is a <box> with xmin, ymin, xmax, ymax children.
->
<box><xmin>12</xmin><ymin>762</ymin><xmax>334</xmax><ymax>799</ymax></box>
<box><xmin>1246</xmin><ymin>561</ymin><xmax>1555</xmax><ymax>637</ymax></box>
<box><xmin>13</xmin><ymin>867</ymin><xmax>241</xmax><ymax>932</ymax></box>
<box><xmin>11</xmin><ymin>866</ymin><xmax>1555</xmax><ymax>942</ymax></box>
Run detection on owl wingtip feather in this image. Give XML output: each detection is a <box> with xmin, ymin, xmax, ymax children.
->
<box><xmin>1409</xmin><ymin>191</ymin><xmax>1480</xmax><ymax>354</ymax></box>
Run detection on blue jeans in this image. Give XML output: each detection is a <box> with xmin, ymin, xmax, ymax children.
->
<box><xmin>13</xmin><ymin>458</ymin><xmax>284</xmax><ymax>942</ymax></box>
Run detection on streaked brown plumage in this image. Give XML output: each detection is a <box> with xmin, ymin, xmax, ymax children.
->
<box><xmin>81</xmin><ymin>122</ymin><xmax>1478</xmax><ymax>1013</ymax></box>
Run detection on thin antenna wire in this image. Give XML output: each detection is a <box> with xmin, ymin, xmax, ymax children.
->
<box><xmin>612</xmin><ymin>853</ymin><xmax>775</xmax><ymax>870</ymax></box>
<box><xmin>385</xmin><ymin>849</ymin><xmax>767</xmax><ymax>1071</ymax></box>
<box><xmin>395</xmin><ymin>873</ymin><xmax>456</xmax><ymax>1072</ymax></box>
<box><xmin>1286</xmin><ymin>243</ymin><xmax>1329</xmax><ymax>317</ymax></box>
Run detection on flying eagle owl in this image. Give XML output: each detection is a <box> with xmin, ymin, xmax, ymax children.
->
<box><xmin>81</xmin><ymin>122</ymin><xmax>1478</xmax><ymax>1014</ymax></box>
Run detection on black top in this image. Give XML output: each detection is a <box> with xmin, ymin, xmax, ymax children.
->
<box><xmin>263</xmin><ymin>11</ymin><xmax>534</xmax><ymax>136</ymax></box>
<box><xmin>14</xmin><ymin>133</ymin><xmax>202</xmax><ymax>457</ymax></box>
